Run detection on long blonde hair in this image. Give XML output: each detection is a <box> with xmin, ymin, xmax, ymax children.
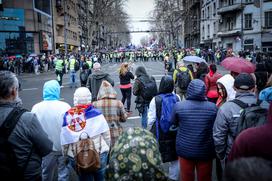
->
<box><xmin>119</xmin><ymin>62</ymin><xmax>129</xmax><ymax>76</ymax></box>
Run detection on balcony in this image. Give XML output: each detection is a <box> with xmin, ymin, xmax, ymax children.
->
<box><xmin>217</xmin><ymin>3</ymin><xmax>244</xmax><ymax>14</ymax></box>
<box><xmin>217</xmin><ymin>29</ymin><xmax>241</xmax><ymax>37</ymax></box>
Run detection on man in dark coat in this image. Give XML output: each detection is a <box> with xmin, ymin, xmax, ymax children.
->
<box><xmin>86</xmin><ymin>62</ymin><xmax>114</xmax><ymax>101</ymax></box>
<box><xmin>170</xmin><ymin>79</ymin><xmax>217</xmax><ymax>181</ymax></box>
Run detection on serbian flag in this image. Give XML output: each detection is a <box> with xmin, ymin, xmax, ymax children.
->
<box><xmin>60</xmin><ymin>104</ymin><xmax>109</xmax><ymax>145</ymax></box>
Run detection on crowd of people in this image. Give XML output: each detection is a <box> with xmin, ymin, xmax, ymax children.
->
<box><xmin>1</xmin><ymin>47</ymin><xmax>272</xmax><ymax>181</ymax></box>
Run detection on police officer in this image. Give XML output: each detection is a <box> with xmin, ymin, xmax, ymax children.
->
<box><xmin>55</xmin><ymin>54</ymin><xmax>64</xmax><ymax>86</ymax></box>
<box><xmin>68</xmin><ymin>55</ymin><xmax>78</xmax><ymax>88</ymax></box>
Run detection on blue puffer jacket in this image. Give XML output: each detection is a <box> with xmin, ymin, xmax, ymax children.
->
<box><xmin>171</xmin><ymin>79</ymin><xmax>217</xmax><ymax>160</ymax></box>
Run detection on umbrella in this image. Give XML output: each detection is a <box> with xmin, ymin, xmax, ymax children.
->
<box><xmin>183</xmin><ymin>56</ymin><xmax>206</xmax><ymax>63</ymax></box>
<box><xmin>221</xmin><ymin>57</ymin><xmax>256</xmax><ymax>73</ymax></box>
<box><xmin>29</xmin><ymin>53</ymin><xmax>38</xmax><ymax>57</ymax></box>
<box><xmin>8</xmin><ymin>56</ymin><xmax>16</xmax><ymax>59</ymax></box>
<box><xmin>26</xmin><ymin>57</ymin><xmax>33</xmax><ymax>63</ymax></box>
<box><xmin>16</xmin><ymin>55</ymin><xmax>23</xmax><ymax>58</ymax></box>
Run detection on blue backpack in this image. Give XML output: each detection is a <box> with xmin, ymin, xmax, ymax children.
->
<box><xmin>155</xmin><ymin>93</ymin><xmax>179</xmax><ymax>135</ymax></box>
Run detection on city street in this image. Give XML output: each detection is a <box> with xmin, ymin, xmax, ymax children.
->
<box><xmin>19</xmin><ymin>61</ymin><xmax>228</xmax><ymax>129</ymax></box>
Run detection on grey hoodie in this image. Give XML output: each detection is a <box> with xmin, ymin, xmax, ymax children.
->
<box><xmin>86</xmin><ymin>70</ymin><xmax>114</xmax><ymax>101</ymax></box>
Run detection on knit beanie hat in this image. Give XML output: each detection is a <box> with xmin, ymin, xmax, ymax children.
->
<box><xmin>73</xmin><ymin>87</ymin><xmax>92</xmax><ymax>106</ymax></box>
<box><xmin>234</xmin><ymin>73</ymin><xmax>255</xmax><ymax>90</ymax></box>
<box><xmin>93</xmin><ymin>62</ymin><xmax>101</xmax><ymax>70</ymax></box>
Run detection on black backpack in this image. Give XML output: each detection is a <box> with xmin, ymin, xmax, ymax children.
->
<box><xmin>80</xmin><ymin>71</ymin><xmax>89</xmax><ymax>85</ymax></box>
<box><xmin>74</xmin><ymin>61</ymin><xmax>80</xmax><ymax>72</ymax></box>
<box><xmin>139</xmin><ymin>76</ymin><xmax>158</xmax><ymax>101</ymax></box>
<box><xmin>0</xmin><ymin>107</ymin><xmax>30</xmax><ymax>180</ymax></box>
<box><xmin>231</xmin><ymin>99</ymin><xmax>267</xmax><ymax>137</ymax></box>
<box><xmin>176</xmin><ymin>69</ymin><xmax>191</xmax><ymax>90</ymax></box>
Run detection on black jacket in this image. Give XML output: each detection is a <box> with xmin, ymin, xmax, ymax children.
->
<box><xmin>119</xmin><ymin>71</ymin><xmax>134</xmax><ymax>85</ymax></box>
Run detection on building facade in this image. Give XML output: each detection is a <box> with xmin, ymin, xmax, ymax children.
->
<box><xmin>200</xmin><ymin>0</ymin><xmax>220</xmax><ymax>49</ymax></box>
<box><xmin>0</xmin><ymin>0</ymin><xmax>53</xmax><ymax>55</ymax></box>
<box><xmin>183</xmin><ymin>0</ymin><xmax>201</xmax><ymax>48</ymax></box>
<box><xmin>53</xmin><ymin>0</ymin><xmax>81</xmax><ymax>53</ymax></box>
<box><xmin>217</xmin><ymin>0</ymin><xmax>272</xmax><ymax>52</ymax></box>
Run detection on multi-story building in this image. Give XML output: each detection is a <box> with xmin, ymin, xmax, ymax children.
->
<box><xmin>0</xmin><ymin>0</ymin><xmax>53</xmax><ymax>55</ymax></box>
<box><xmin>217</xmin><ymin>0</ymin><xmax>272</xmax><ymax>52</ymax></box>
<box><xmin>183</xmin><ymin>0</ymin><xmax>201</xmax><ymax>48</ymax></box>
<box><xmin>53</xmin><ymin>0</ymin><xmax>80</xmax><ymax>53</ymax></box>
<box><xmin>200</xmin><ymin>0</ymin><xmax>220</xmax><ymax>49</ymax></box>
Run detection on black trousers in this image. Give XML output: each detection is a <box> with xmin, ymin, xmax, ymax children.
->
<box><xmin>55</xmin><ymin>70</ymin><xmax>63</xmax><ymax>86</ymax></box>
<box><xmin>120</xmin><ymin>88</ymin><xmax>132</xmax><ymax>111</ymax></box>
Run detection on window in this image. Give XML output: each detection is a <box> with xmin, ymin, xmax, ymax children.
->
<box><xmin>207</xmin><ymin>6</ymin><xmax>210</xmax><ymax>19</ymax></box>
<box><xmin>245</xmin><ymin>0</ymin><xmax>252</xmax><ymax>3</ymax></box>
<box><xmin>213</xmin><ymin>2</ymin><xmax>216</xmax><ymax>16</ymax></box>
<box><xmin>244</xmin><ymin>14</ymin><xmax>252</xmax><ymax>29</ymax></box>
<box><xmin>226</xmin><ymin>17</ymin><xmax>234</xmax><ymax>30</ymax></box>
<box><xmin>265</xmin><ymin>11</ymin><xmax>272</xmax><ymax>28</ymax></box>
<box><xmin>244</xmin><ymin>39</ymin><xmax>254</xmax><ymax>51</ymax></box>
<box><xmin>207</xmin><ymin>24</ymin><xmax>210</xmax><ymax>38</ymax></box>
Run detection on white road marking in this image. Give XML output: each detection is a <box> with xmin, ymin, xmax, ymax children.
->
<box><xmin>22</xmin><ymin>88</ymin><xmax>38</xmax><ymax>91</ymax></box>
<box><xmin>127</xmin><ymin>116</ymin><xmax>140</xmax><ymax>120</ymax></box>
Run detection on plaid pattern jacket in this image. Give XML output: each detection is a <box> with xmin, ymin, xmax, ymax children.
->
<box><xmin>93</xmin><ymin>98</ymin><xmax>127</xmax><ymax>146</ymax></box>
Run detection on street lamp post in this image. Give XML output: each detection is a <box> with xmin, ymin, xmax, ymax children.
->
<box><xmin>64</xmin><ymin>0</ymin><xmax>68</xmax><ymax>56</ymax></box>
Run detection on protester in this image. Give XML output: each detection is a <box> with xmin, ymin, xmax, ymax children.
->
<box><xmin>254</xmin><ymin>63</ymin><xmax>268</xmax><ymax>98</ymax></box>
<box><xmin>228</xmin><ymin>86</ymin><xmax>272</xmax><ymax>161</ymax></box>
<box><xmin>170</xmin><ymin>79</ymin><xmax>217</xmax><ymax>181</ymax></box>
<box><xmin>55</xmin><ymin>54</ymin><xmax>65</xmax><ymax>86</ymax></box>
<box><xmin>213</xmin><ymin>73</ymin><xmax>257</xmax><ymax>168</ymax></box>
<box><xmin>223</xmin><ymin>157</ymin><xmax>272</xmax><ymax>181</ymax></box>
<box><xmin>61</xmin><ymin>87</ymin><xmax>111</xmax><ymax>181</ymax></box>
<box><xmin>119</xmin><ymin>62</ymin><xmax>134</xmax><ymax>114</ymax></box>
<box><xmin>68</xmin><ymin>55</ymin><xmax>78</xmax><ymax>88</ymax></box>
<box><xmin>214</xmin><ymin>74</ymin><xmax>236</xmax><ymax>181</ymax></box>
<box><xmin>133</xmin><ymin>66</ymin><xmax>157</xmax><ymax>128</ymax></box>
<box><xmin>87</xmin><ymin>62</ymin><xmax>114</xmax><ymax>102</ymax></box>
<box><xmin>205</xmin><ymin>64</ymin><xmax>222</xmax><ymax>103</ymax></box>
<box><xmin>80</xmin><ymin>62</ymin><xmax>90</xmax><ymax>87</ymax></box>
<box><xmin>148</xmin><ymin>75</ymin><xmax>180</xmax><ymax>180</ymax></box>
<box><xmin>31</xmin><ymin>80</ymin><xmax>71</xmax><ymax>180</ymax></box>
<box><xmin>106</xmin><ymin>127</ymin><xmax>168</xmax><ymax>181</ymax></box>
<box><xmin>216</xmin><ymin>74</ymin><xmax>236</xmax><ymax>107</ymax></box>
<box><xmin>173</xmin><ymin>61</ymin><xmax>193</xmax><ymax>100</ymax></box>
<box><xmin>0</xmin><ymin>71</ymin><xmax>52</xmax><ymax>180</ymax></box>
<box><xmin>196</xmin><ymin>62</ymin><xmax>209</xmax><ymax>81</ymax></box>
<box><xmin>93</xmin><ymin>81</ymin><xmax>127</xmax><ymax>146</ymax></box>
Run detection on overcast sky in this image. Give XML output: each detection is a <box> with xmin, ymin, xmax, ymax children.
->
<box><xmin>126</xmin><ymin>0</ymin><xmax>155</xmax><ymax>46</ymax></box>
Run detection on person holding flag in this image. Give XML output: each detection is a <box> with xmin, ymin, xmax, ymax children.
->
<box><xmin>61</xmin><ymin>87</ymin><xmax>110</xmax><ymax>181</ymax></box>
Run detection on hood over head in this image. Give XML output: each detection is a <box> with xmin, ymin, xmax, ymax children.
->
<box><xmin>159</xmin><ymin>75</ymin><xmax>174</xmax><ymax>94</ymax></box>
<box><xmin>43</xmin><ymin>80</ymin><xmax>60</xmax><ymax>101</ymax></box>
<box><xmin>186</xmin><ymin>79</ymin><xmax>206</xmax><ymax>101</ymax></box>
<box><xmin>217</xmin><ymin>74</ymin><xmax>236</xmax><ymax>101</ymax></box>
<box><xmin>135</xmin><ymin>66</ymin><xmax>147</xmax><ymax>77</ymax></box>
<box><xmin>97</xmin><ymin>80</ymin><xmax>117</xmax><ymax>99</ymax></box>
<box><xmin>73</xmin><ymin>87</ymin><xmax>92</xmax><ymax>106</ymax></box>
<box><xmin>92</xmin><ymin>70</ymin><xmax>110</xmax><ymax>80</ymax></box>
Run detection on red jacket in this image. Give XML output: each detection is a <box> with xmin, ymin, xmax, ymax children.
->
<box><xmin>205</xmin><ymin>72</ymin><xmax>222</xmax><ymax>98</ymax></box>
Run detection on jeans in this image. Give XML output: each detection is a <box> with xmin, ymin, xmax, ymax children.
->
<box><xmin>42</xmin><ymin>151</ymin><xmax>69</xmax><ymax>181</ymax></box>
<box><xmin>70</xmin><ymin>70</ymin><xmax>77</xmax><ymax>87</ymax></box>
<box><xmin>168</xmin><ymin>160</ymin><xmax>180</xmax><ymax>180</ymax></box>
<box><xmin>79</xmin><ymin>152</ymin><xmax>108</xmax><ymax>181</ymax></box>
<box><xmin>179</xmin><ymin>157</ymin><xmax>212</xmax><ymax>181</ymax></box>
<box><xmin>141</xmin><ymin>105</ymin><xmax>148</xmax><ymax>129</ymax></box>
<box><xmin>120</xmin><ymin>88</ymin><xmax>132</xmax><ymax>111</ymax></box>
